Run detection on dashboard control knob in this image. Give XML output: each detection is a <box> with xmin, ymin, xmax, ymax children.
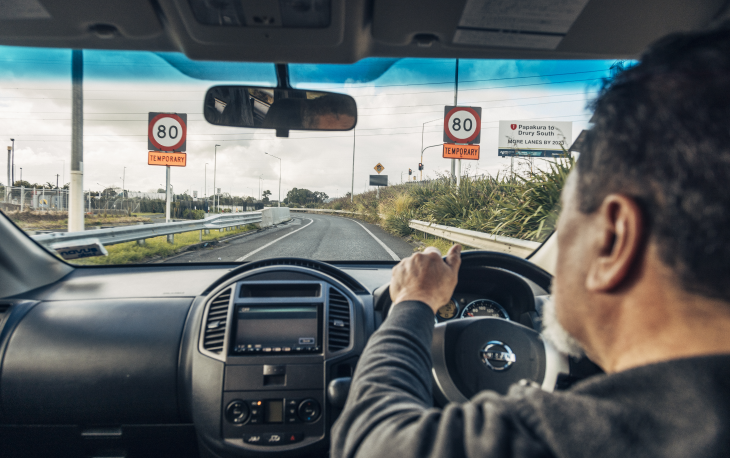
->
<box><xmin>297</xmin><ymin>399</ymin><xmax>321</xmax><ymax>423</ymax></box>
<box><xmin>226</xmin><ymin>400</ymin><xmax>250</xmax><ymax>424</ymax></box>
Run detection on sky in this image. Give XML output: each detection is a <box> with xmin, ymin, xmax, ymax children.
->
<box><xmin>0</xmin><ymin>45</ymin><xmax>614</xmax><ymax>200</ymax></box>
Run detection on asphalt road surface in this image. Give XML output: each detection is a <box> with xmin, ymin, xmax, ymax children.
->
<box><xmin>165</xmin><ymin>213</ymin><xmax>416</xmax><ymax>263</ymax></box>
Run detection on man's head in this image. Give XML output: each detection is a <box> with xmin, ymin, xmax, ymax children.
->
<box><xmin>301</xmin><ymin>95</ymin><xmax>356</xmax><ymax>130</ymax></box>
<box><xmin>550</xmin><ymin>25</ymin><xmax>730</xmax><ymax>369</ymax></box>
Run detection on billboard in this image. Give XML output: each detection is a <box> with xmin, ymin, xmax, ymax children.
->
<box><xmin>498</xmin><ymin>121</ymin><xmax>572</xmax><ymax>157</ymax></box>
<box><xmin>369</xmin><ymin>175</ymin><xmax>388</xmax><ymax>186</ymax></box>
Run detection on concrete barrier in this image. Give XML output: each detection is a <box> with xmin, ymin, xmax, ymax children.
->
<box><xmin>259</xmin><ymin>207</ymin><xmax>291</xmax><ymax>228</ymax></box>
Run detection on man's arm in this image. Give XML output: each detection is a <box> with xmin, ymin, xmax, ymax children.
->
<box><xmin>331</xmin><ymin>247</ymin><xmax>551</xmax><ymax>458</ymax></box>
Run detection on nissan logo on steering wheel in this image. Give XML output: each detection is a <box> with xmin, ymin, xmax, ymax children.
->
<box><xmin>480</xmin><ymin>341</ymin><xmax>516</xmax><ymax>371</ymax></box>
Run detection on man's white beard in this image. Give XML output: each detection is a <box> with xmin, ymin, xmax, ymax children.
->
<box><xmin>541</xmin><ymin>295</ymin><xmax>586</xmax><ymax>358</ymax></box>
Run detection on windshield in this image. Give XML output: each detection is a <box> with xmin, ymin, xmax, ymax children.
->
<box><xmin>0</xmin><ymin>46</ymin><xmax>615</xmax><ymax>265</ymax></box>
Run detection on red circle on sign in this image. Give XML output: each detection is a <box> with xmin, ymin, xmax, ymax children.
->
<box><xmin>148</xmin><ymin>113</ymin><xmax>187</xmax><ymax>151</ymax></box>
<box><xmin>444</xmin><ymin>107</ymin><xmax>481</xmax><ymax>143</ymax></box>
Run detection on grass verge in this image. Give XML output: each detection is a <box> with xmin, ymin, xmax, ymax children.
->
<box><xmin>322</xmin><ymin>158</ymin><xmax>573</xmax><ymax>244</ymax></box>
<box><xmin>72</xmin><ymin>224</ymin><xmax>258</xmax><ymax>265</ymax></box>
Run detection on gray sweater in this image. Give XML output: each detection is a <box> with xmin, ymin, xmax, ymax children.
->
<box><xmin>331</xmin><ymin>301</ymin><xmax>730</xmax><ymax>458</ymax></box>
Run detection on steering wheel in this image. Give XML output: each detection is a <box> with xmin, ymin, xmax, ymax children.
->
<box><xmin>429</xmin><ymin>251</ymin><xmax>569</xmax><ymax>403</ymax></box>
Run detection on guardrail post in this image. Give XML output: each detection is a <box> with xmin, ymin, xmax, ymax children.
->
<box><xmin>167</xmin><ymin>234</ymin><xmax>174</xmax><ymax>244</ymax></box>
<box><xmin>199</xmin><ymin>230</ymin><xmax>203</xmax><ymax>241</ymax></box>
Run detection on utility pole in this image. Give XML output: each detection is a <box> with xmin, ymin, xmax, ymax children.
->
<box><xmin>351</xmin><ymin>127</ymin><xmax>356</xmax><ymax>203</ymax></box>
<box><xmin>68</xmin><ymin>50</ymin><xmax>84</xmax><ymax>231</ymax></box>
<box><xmin>213</xmin><ymin>144</ymin><xmax>220</xmax><ymax>212</ymax></box>
<box><xmin>56</xmin><ymin>174</ymin><xmax>59</xmax><ymax>189</ymax></box>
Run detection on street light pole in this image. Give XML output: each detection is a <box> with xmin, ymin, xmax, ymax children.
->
<box><xmin>420</xmin><ymin>119</ymin><xmax>440</xmax><ymax>181</ymax></box>
<box><xmin>213</xmin><ymin>144</ymin><xmax>220</xmax><ymax>213</ymax></box>
<box><xmin>10</xmin><ymin>138</ymin><xmax>14</xmax><ymax>185</ymax></box>
<box><xmin>420</xmin><ymin>144</ymin><xmax>442</xmax><ymax>180</ymax></box>
<box><xmin>259</xmin><ymin>174</ymin><xmax>263</xmax><ymax>201</ymax></box>
<box><xmin>265</xmin><ymin>152</ymin><xmax>282</xmax><ymax>207</ymax></box>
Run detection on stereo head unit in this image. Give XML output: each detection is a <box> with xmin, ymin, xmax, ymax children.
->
<box><xmin>233</xmin><ymin>305</ymin><xmax>322</xmax><ymax>354</ymax></box>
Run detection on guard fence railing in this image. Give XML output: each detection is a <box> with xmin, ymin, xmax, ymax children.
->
<box><xmin>31</xmin><ymin>211</ymin><xmax>263</xmax><ymax>251</ymax></box>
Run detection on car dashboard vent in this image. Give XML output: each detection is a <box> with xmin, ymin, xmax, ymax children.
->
<box><xmin>203</xmin><ymin>288</ymin><xmax>232</xmax><ymax>354</ymax></box>
<box><xmin>328</xmin><ymin>288</ymin><xmax>351</xmax><ymax>352</ymax></box>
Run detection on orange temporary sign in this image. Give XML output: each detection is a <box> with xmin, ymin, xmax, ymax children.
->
<box><xmin>443</xmin><ymin>144</ymin><xmax>480</xmax><ymax>160</ymax></box>
<box><xmin>148</xmin><ymin>151</ymin><xmax>187</xmax><ymax>167</ymax></box>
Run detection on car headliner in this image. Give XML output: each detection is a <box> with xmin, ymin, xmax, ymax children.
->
<box><xmin>0</xmin><ymin>0</ymin><xmax>728</xmax><ymax>64</ymax></box>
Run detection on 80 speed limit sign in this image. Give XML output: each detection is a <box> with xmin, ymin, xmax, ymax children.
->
<box><xmin>443</xmin><ymin>106</ymin><xmax>482</xmax><ymax>144</ymax></box>
<box><xmin>148</xmin><ymin>112</ymin><xmax>187</xmax><ymax>152</ymax></box>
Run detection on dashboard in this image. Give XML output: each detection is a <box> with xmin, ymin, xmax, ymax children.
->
<box><xmin>0</xmin><ymin>258</ymin><xmax>549</xmax><ymax>458</ymax></box>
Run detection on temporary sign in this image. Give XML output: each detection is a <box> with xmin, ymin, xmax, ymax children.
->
<box><xmin>193</xmin><ymin>190</ymin><xmax>198</xmax><ymax>198</ymax></box>
<box><xmin>443</xmin><ymin>106</ymin><xmax>482</xmax><ymax>144</ymax></box>
<box><xmin>374</xmin><ymin>163</ymin><xmax>385</xmax><ymax>174</ymax></box>
<box><xmin>148</xmin><ymin>151</ymin><xmax>187</xmax><ymax>167</ymax></box>
<box><xmin>370</xmin><ymin>175</ymin><xmax>388</xmax><ymax>186</ymax></box>
<box><xmin>498</xmin><ymin>121</ymin><xmax>572</xmax><ymax>157</ymax></box>
<box><xmin>148</xmin><ymin>112</ymin><xmax>187</xmax><ymax>152</ymax></box>
<box><xmin>443</xmin><ymin>144</ymin><xmax>480</xmax><ymax>160</ymax></box>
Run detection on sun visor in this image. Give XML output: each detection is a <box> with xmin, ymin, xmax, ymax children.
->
<box><xmin>453</xmin><ymin>0</ymin><xmax>591</xmax><ymax>50</ymax></box>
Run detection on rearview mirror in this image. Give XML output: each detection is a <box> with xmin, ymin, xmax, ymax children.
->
<box><xmin>204</xmin><ymin>86</ymin><xmax>357</xmax><ymax>134</ymax></box>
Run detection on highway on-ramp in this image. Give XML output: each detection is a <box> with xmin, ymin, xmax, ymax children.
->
<box><xmin>164</xmin><ymin>213</ymin><xmax>415</xmax><ymax>263</ymax></box>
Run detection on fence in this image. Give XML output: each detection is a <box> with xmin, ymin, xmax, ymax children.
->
<box><xmin>1</xmin><ymin>186</ymin><xmax>69</xmax><ymax>211</ymax></box>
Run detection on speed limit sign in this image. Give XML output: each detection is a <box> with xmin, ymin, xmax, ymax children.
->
<box><xmin>443</xmin><ymin>106</ymin><xmax>482</xmax><ymax>144</ymax></box>
<box><xmin>148</xmin><ymin>112</ymin><xmax>187</xmax><ymax>152</ymax></box>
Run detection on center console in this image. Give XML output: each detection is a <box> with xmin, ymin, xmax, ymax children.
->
<box><xmin>192</xmin><ymin>269</ymin><xmax>363</xmax><ymax>457</ymax></box>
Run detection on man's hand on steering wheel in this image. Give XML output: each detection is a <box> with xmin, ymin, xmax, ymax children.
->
<box><xmin>390</xmin><ymin>245</ymin><xmax>462</xmax><ymax>313</ymax></box>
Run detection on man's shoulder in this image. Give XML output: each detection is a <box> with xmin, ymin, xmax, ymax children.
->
<box><xmin>472</xmin><ymin>354</ymin><xmax>730</xmax><ymax>458</ymax></box>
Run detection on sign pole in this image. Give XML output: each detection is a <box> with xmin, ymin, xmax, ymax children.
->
<box><xmin>165</xmin><ymin>165</ymin><xmax>171</xmax><ymax>223</ymax></box>
<box><xmin>452</xmin><ymin>59</ymin><xmax>458</xmax><ymax>185</ymax></box>
<box><xmin>68</xmin><ymin>49</ymin><xmax>84</xmax><ymax>232</ymax></box>
<box><xmin>351</xmin><ymin>128</ymin><xmax>356</xmax><ymax>203</ymax></box>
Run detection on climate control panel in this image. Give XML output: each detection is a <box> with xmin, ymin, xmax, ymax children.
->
<box><xmin>222</xmin><ymin>391</ymin><xmax>324</xmax><ymax>447</ymax></box>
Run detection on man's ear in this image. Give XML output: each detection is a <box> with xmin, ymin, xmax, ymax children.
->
<box><xmin>585</xmin><ymin>195</ymin><xmax>645</xmax><ymax>292</ymax></box>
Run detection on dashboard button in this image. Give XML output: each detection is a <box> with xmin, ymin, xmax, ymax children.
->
<box><xmin>243</xmin><ymin>434</ymin><xmax>263</xmax><ymax>445</ymax></box>
<box><xmin>225</xmin><ymin>400</ymin><xmax>249</xmax><ymax>424</ymax></box>
<box><xmin>297</xmin><ymin>399</ymin><xmax>321</xmax><ymax>423</ymax></box>
<box><xmin>284</xmin><ymin>432</ymin><xmax>303</xmax><ymax>444</ymax></box>
<box><xmin>263</xmin><ymin>433</ymin><xmax>284</xmax><ymax>445</ymax></box>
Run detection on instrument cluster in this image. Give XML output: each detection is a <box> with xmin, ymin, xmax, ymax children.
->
<box><xmin>435</xmin><ymin>296</ymin><xmax>511</xmax><ymax>323</ymax></box>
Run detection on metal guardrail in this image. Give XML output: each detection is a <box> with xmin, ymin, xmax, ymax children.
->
<box><xmin>409</xmin><ymin>220</ymin><xmax>540</xmax><ymax>258</ymax></box>
<box><xmin>291</xmin><ymin>208</ymin><xmax>541</xmax><ymax>258</ymax></box>
<box><xmin>31</xmin><ymin>211</ymin><xmax>262</xmax><ymax>249</ymax></box>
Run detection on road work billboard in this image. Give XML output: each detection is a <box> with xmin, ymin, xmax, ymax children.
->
<box><xmin>498</xmin><ymin>121</ymin><xmax>572</xmax><ymax>157</ymax></box>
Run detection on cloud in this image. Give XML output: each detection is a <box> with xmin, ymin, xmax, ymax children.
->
<box><xmin>0</xmin><ymin>47</ymin><xmax>611</xmax><ymax>199</ymax></box>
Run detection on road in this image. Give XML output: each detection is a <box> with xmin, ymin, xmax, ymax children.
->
<box><xmin>164</xmin><ymin>213</ymin><xmax>416</xmax><ymax>263</ymax></box>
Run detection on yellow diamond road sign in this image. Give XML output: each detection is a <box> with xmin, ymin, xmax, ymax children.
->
<box><xmin>374</xmin><ymin>163</ymin><xmax>385</xmax><ymax>174</ymax></box>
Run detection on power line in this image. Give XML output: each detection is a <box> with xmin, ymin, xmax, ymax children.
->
<box><xmin>0</xmin><ymin>114</ymin><xmax>591</xmax><ymax>141</ymax></box>
<box><xmin>0</xmin><ymin>96</ymin><xmax>590</xmax><ymax>121</ymax></box>
<box><xmin>0</xmin><ymin>68</ymin><xmax>610</xmax><ymax>92</ymax></box>
<box><xmin>0</xmin><ymin>76</ymin><xmax>604</xmax><ymax>102</ymax></box>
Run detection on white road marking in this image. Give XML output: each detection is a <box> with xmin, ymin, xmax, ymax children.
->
<box><xmin>235</xmin><ymin>218</ymin><xmax>314</xmax><ymax>262</ymax></box>
<box><xmin>350</xmin><ymin>219</ymin><xmax>400</xmax><ymax>261</ymax></box>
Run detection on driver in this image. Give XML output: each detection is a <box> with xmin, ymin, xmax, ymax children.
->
<box><xmin>332</xmin><ymin>25</ymin><xmax>730</xmax><ymax>458</ymax></box>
